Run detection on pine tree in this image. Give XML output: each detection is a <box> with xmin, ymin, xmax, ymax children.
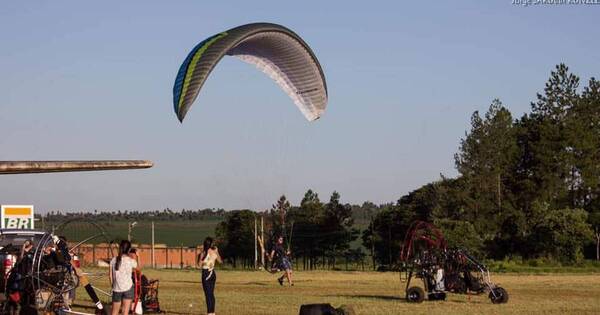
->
<box><xmin>528</xmin><ymin>64</ymin><xmax>580</xmax><ymax>208</ymax></box>
<box><xmin>454</xmin><ymin>99</ymin><xmax>518</xmax><ymax>236</ymax></box>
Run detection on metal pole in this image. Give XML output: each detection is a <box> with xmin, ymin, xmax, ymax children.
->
<box><xmin>128</xmin><ymin>221</ymin><xmax>137</xmax><ymax>242</ymax></box>
<box><xmin>151</xmin><ymin>221</ymin><xmax>155</xmax><ymax>269</ymax></box>
<box><xmin>371</xmin><ymin>215</ymin><xmax>376</xmax><ymax>271</ymax></box>
<box><xmin>0</xmin><ymin>160</ymin><xmax>153</xmax><ymax>174</ymax></box>
<box><xmin>254</xmin><ymin>216</ymin><xmax>257</xmax><ymax>269</ymax></box>
<box><xmin>388</xmin><ymin>225</ymin><xmax>392</xmax><ymax>266</ymax></box>
<box><xmin>180</xmin><ymin>244</ymin><xmax>184</xmax><ymax>269</ymax></box>
<box><xmin>260</xmin><ymin>215</ymin><xmax>264</xmax><ymax>267</ymax></box>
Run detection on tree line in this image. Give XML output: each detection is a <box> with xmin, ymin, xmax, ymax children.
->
<box><xmin>215</xmin><ymin>192</ymin><xmax>362</xmax><ymax>269</ymax></box>
<box><xmin>42</xmin><ymin>64</ymin><xmax>600</xmax><ymax>268</ymax></box>
<box><xmin>41</xmin><ymin>208</ymin><xmax>226</xmax><ymax>223</ymax></box>
<box><xmin>364</xmin><ymin>64</ymin><xmax>599</xmax><ymax>266</ymax></box>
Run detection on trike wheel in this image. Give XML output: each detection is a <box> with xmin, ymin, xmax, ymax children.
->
<box><xmin>406</xmin><ymin>286</ymin><xmax>425</xmax><ymax>303</ymax></box>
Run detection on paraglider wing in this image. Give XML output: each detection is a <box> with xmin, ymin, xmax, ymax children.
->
<box><xmin>173</xmin><ymin>23</ymin><xmax>328</xmax><ymax>122</ymax></box>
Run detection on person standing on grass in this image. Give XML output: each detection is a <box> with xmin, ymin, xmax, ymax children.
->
<box><xmin>109</xmin><ymin>240</ymin><xmax>137</xmax><ymax>315</ymax></box>
<box><xmin>270</xmin><ymin>235</ymin><xmax>293</xmax><ymax>286</ymax></box>
<box><xmin>197</xmin><ymin>237</ymin><xmax>222</xmax><ymax>315</ymax></box>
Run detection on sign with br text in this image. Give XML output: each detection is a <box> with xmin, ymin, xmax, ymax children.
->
<box><xmin>1</xmin><ymin>205</ymin><xmax>34</xmax><ymax>229</ymax></box>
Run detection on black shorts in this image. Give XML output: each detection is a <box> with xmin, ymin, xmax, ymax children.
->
<box><xmin>112</xmin><ymin>285</ymin><xmax>135</xmax><ymax>302</ymax></box>
<box><xmin>278</xmin><ymin>257</ymin><xmax>292</xmax><ymax>271</ymax></box>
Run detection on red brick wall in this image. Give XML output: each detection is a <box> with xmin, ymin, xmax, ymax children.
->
<box><xmin>73</xmin><ymin>243</ymin><xmax>201</xmax><ymax>269</ymax></box>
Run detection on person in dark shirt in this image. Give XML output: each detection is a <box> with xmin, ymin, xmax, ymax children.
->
<box><xmin>40</xmin><ymin>236</ymin><xmax>73</xmax><ymax>271</ymax></box>
<box><xmin>57</xmin><ymin>236</ymin><xmax>106</xmax><ymax>314</ymax></box>
<box><xmin>269</xmin><ymin>236</ymin><xmax>293</xmax><ymax>286</ymax></box>
<box><xmin>18</xmin><ymin>240</ymin><xmax>34</xmax><ymax>275</ymax></box>
<box><xmin>6</xmin><ymin>241</ymin><xmax>35</xmax><ymax>314</ymax></box>
<box><xmin>41</xmin><ymin>243</ymin><xmax>64</xmax><ymax>271</ymax></box>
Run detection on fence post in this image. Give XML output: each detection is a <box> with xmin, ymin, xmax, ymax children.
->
<box><xmin>180</xmin><ymin>244</ymin><xmax>184</xmax><ymax>269</ymax></box>
<box><xmin>92</xmin><ymin>244</ymin><xmax>96</xmax><ymax>267</ymax></box>
<box><xmin>260</xmin><ymin>216</ymin><xmax>264</xmax><ymax>267</ymax></box>
<box><xmin>254</xmin><ymin>216</ymin><xmax>257</xmax><ymax>269</ymax></box>
<box><xmin>151</xmin><ymin>221</ymin><xmax>155</xmax><ymax>269</ymax></box>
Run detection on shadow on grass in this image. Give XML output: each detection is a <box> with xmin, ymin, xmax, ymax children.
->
<box><xmin>446</xmin><ymin>300</ymin><xmax>487</xmax><ymax>304</ymax></box>
<box><xmin>330</xmin><ymin>294</ymin><xmax>488</xmax><ymax>305</ymax></box>
<box><xmin>243</xmin><ymin>281</ymin><xmax>270</xmax><ymax>286</ymax></box>
<box><xmin>330</xmin><ymin>294</ymin><xmax>404</xmax><ymax>301</ymax></box>
<box><xmin>161</xmin><ymin>279</ymin><xmax>201</xmax><ymax>285</ymax></box>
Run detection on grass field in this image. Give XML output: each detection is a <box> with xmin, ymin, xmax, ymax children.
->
<box><xmin>49</xmin><ymin>220</ymin><xmax>223</xmax><ymax>247</ymax></box>
<box><xmin>72</xmin><ymin>269</ymin><xmax>600</xmax><ymax>315</ymax></box>
<box><xmin>53</xmin><ymin>217</ymin><xmax>369</xmax><ymax>249</ymax></box>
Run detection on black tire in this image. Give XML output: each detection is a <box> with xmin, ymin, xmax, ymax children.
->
<box><xmin>406</xmin><ymin>286</ymin><xmax>425</xmax><ymax>303</ymax></box>
<box><xmin>489</xmin><ymin>287</ymin><xmax>509</xmax><ymax>304</ymax></box>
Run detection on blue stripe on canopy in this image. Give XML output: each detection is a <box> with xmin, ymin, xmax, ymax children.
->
<box><xmin>172</xmin><ymin>38</ymin><xmax>212</xmax><ymax>116</ymax></box>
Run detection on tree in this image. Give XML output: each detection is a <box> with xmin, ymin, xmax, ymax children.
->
<box><xmin>527</xmin><ymin>204</ymin><xmax>593</xmax><ymax>263</ymax></box>
<box><xmin>215</xmin><ymin>210</ymin><xmax>256</xmax><ymax>268</ymax></box>
<box><xmin>589</xmin><ymin>211</ymin><xmax>600</xmax><ymax>261</ymax></box>
<box><xmin>269</xmin><ymin>195</ymin><xmax>291</xmax><ymax>238</ymax></box>
<box><xmin>567</xmin><ymin>77</ymin><xmax>600</xmax><ymax>209</ymax></box>
<box><xmin>435</xmin><ymin>219</ymin><xmax>484</xmax><ymax>257</ymax></box>
<box><xmin>320</xmin><ymin>191</ymin><xmax>359</xmax><ymax>267</ymax></box>
<box><xmin>288</xmin><ymin>189</ymin><xmax>325</xmax><ymax>269</ymax></box>
<box><xmin>454</xmin><ymin>99</ymin><xmax>519</xmax><ymax>238</ymax></box>
<box><xmin>528</xmin><ymin>64</ymin><xmax>580</xmax><ymax>209</ymax></box>
<box><xmin>362</xmin><ymin>203</ymin><xmax>413</xmax><ymax>266</ymax></box>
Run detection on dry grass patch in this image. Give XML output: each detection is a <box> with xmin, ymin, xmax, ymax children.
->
<box><xmin>73</xmin><ymin>269</ymin><xmax>600</xmax><ymax>315</ymax></box>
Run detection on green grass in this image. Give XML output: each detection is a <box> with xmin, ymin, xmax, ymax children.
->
<box><xmin>48</xmin><ymin>219</ymin><xmax>223</xmax><ymax>247</ymax></box>
<box><xmin>72</xmin><ymin>269</ymin><xmax>600</xmax><ymax>315</ymax></box>
<box><xmin>45</xmin><ymin>212</ymin><xmax>373</xmax><ymax>249</ymax></box>
<box><xmin>127</xmin><ymin>220</ymin><xmax>222</xmax><ymax>246</ymax></box>
<box><xmin>486</xmin><ymin>259</ymin><xmax>600</xmax><ymax>274</ymax></box>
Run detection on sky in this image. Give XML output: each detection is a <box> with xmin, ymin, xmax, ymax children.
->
<box><xmin>0</xmin><ymin>1</ymin><xmax>599</xmax><ymax>213</ymax></box>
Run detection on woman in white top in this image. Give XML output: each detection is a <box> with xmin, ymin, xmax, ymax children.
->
<box><xmin>109</xmin><ymin>240</ymin><xmax>138</xmax><ymax>315</ymax></box>
<box><xmin>197</xmin><ymin>237</ymin><xmax>222</xmax><ymax>315</ymax></box>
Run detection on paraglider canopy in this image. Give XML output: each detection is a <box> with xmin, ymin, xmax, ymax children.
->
<box><xmin>173</xmin><ymin>23</ymin><xmax>328</xmax><ymax>122</ymax></box>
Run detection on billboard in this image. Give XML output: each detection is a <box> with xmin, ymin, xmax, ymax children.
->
<box><xmin>1</xmin><ymin>205</ymin><xmax>34</xmax><ymax>229</ymax></box>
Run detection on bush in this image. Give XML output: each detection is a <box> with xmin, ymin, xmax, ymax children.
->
<box><xmin>528</xmin><ymin>206</ymin><xmax>593</xmax><ymax>263</ymax></box>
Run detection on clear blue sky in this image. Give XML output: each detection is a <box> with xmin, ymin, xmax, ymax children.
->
<box><xmin>0</xmin><ymin>1</ymin><xmax>598</xmax><ymax>212</ymax></box>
